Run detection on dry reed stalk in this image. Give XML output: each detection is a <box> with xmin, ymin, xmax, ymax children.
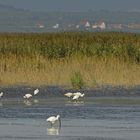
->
<box><xmin>0</xmin><ymin>56</ymin><xmax>140</xmax><ymax>87</ymax></box>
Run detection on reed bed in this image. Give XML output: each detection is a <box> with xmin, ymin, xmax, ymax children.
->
<box><xmin>0</xmin><ymin>32</ymin><xmax>140</xmax><ymax>87</ymax></box>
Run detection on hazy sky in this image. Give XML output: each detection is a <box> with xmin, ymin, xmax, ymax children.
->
<box><xmin>0</xmin><ymin>0</ymin><xmax>140</xmax><ymax>12</ymax></box>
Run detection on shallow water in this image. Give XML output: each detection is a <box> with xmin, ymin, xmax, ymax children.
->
<box><xmin>0</xmin><ymin>87</ymin><xmax>140</xmax><ymax>140</ymax></box>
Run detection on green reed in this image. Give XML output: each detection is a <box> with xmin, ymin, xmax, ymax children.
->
<box><xmin>0</xmin><ymin>32</ymin><xmax>139</xmax><ymax>62</ymax></box>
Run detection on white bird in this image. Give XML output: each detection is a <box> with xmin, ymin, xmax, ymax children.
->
<box><xmin>64</xmin><ymin>92</ymin><xmax>73</xmax><ymax>98</ymax></box>
<box><xmin>73</xmin><ymin>92</ymin><xmax>84</xmax><ymax>96</ymax></box>
<box><xmin>0</xmin><ymin>92</ymin><xmax>3</xmax><ymax>98</ymax></box>
<box><xmin>34</xmin><ymin>88</ymin><xmax>39</xmax><ymax>95</ymax></box>
<box><xmin>80</xmin><ymin>93</ymin><xmax>85</xmax><ymax>97</ymax></box>
<box><xmin>72</xmin><ymin>93</ymin><xmax>85</xmax><ymax>100</ymax></box>
<box><xmin>72</xmin><ymin>95</ymin><xmax>80</xmax><ymax>100</ymax></box>
<box><xmin>23</xmin><ymin>94</ymin><xmax>32</xmax><ymax>99</ymax></box>
<box><xmin>46</xmin><ymin>115</ymin><xmax>61</xmax><ymax>127</ymax></box>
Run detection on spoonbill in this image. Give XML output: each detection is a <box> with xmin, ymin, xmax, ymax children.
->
<box><xmin>72</xmin><ymin>95</ymin><xmax>80</xmax><ymax>100</ymax></box>
<box><xmin>64</xmin><ymin>92</ymin><xmax>73</xmax><ymax>98</ymax></box>
<box><xmin>73</xmin><ymin>92</ymin><xmax>84</xmax><ymax>96</ymax></box>
<box><xmin>46</xmin><ymin>115</ymin><xmax>61</xmax><ymax>127</ymax></box>
<box><xmin>23</xmin><ymin>94</ymin><xmax>32</xmax><ymax>99</ymax></box>
<box><xmin>72</xmin><ymin>93</ymin><xmax>85</xmax><ymax>100</ymax></box>
<box><xmin>80</xmin><ymin>93</ymin><xmax>85</xmax><ymax>97</ymax></box>
<box><xmin>0</xmin><ymin>92</ymin><xmax>3</xmax><ymax>98</ymax></box>
<box><xmin>34</xmin><ymin>88</ymin><xmax>39</xmax><ymax>95</ymax></box>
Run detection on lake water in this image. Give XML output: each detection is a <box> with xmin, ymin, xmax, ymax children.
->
<box><xmin>0</xmin><ymin>86</ymin><xmax>140</xmax><ymax>140</ymax></box>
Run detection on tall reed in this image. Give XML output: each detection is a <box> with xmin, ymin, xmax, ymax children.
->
<box><xmin>0</xmin><ymin>32</ymin><xmax>139</xmax><ymax>87</ymax></box>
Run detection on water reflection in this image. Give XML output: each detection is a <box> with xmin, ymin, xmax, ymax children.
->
<box><xmin>33</xmin><ymin>99</ymin><xmax>39</xmax><ymax>104</ymax></box>
<box><xmin>0</xmin><ymin>102</ymin><xmax>3</xmax><ymax>107</ymax></box>
<box><xmin>23</xmin><ymin>100</ymin><xmax>32</xmax><ymax>106</ymax></box>
<box><xmin>46</xmin><ymin>127</ymin><xmax>60</xmax><ymax>136</ymax></box>
<box><xmin>23</xmin><ymin>99</ymin><xmax>39</xmax><ymax>106</ymax></box>
<box><xmin>65</xmin><ymin>100</ymin><xmax>85</xmax><ymax>106</ymax></box>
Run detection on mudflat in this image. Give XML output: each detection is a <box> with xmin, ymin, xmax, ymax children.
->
<box><xmin>0</xmin><ymin>86</ymin><xmax>140</xmax><ymax>140</ymax></box>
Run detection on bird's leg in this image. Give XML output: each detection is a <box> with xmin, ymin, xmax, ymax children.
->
<box><xmin>59</xmin><ymin>119</ymin><xmax>61</xmax><ymax>128</ymax></box>
<box><xmin>48</xmin><ymin>122</ymin><xmax>52</xmax><ymax>128</ymax></box>
<box><xmin>50</xmin><ymin>122</ymin><xmax>53</xmax><ymax>127</ymax></box>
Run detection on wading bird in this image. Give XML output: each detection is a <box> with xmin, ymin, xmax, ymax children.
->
<box><xmin>23</xmin><ymin>94</ymin><xmax>32</xmax><ymax>99</ymax></box>
<box><xmin>34</xmin><ymin>88</ymin><xmax>39</xmax><ymax>95</ymax></box>
<box><xmin>46</xmin><ymin>115</ymin><xmax>61</xmax><ymax>127</ymax></box>
<box><xmin>73</xmin><ymin>92</ymin><xmax>84</xmax><ymax>96</ymax></box>
<box><xmin>64</xmin><ymin>92</ymin><xmax>73</xmax><ymax>98</ymax></box>
<box><xmin>0</xmin><ymin>92</ymin><xmax>3</xmax><ymax>98</ymax></box>
<box><xmin>72</xmin><ymin>93</ymin><xmax>85</xmax><ymax>100</ymax></box>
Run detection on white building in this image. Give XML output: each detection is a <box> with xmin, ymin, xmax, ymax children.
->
<box><xmin>92</xmin><ymin>21</ymin><xmax>106</xmax><ymax>30</ymax></box>
<box><xmin>76</xmin><ymin>25</ymin><xmax>80</xmax><ymax>29</ymax></box>
<box><xmin>85</xmin><ymin>21</ymin><xmax>90</xmax><ymax>27</ymax></box>
<box><xmin>92</xmin><ymin>25</ymin><xmax>98</xmax><ymax>29</ymax></box>
<box><xmin>36</xmin><ymin>23</ymin><xmax>45</xmax><ymax>28</ymax></box>
<box><xmin>53</xmin><ymin>24</ymin><xmax>59</xmax><ymax>29</ymax></box>
<box><xmin>99</xmin><ymin>22</ymin><xmax>106</xmax><ymax>29</ymax></box>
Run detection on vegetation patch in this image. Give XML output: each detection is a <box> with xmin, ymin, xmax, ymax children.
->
<box><xmin>70</xmin><ymin>71</ymin><xmax>85</xmax><ymax>89</ymax></box>
<box><xmin>0</xmin><ymin>32</ymin><xmax>140</xmax><ymax>87</ymax></box>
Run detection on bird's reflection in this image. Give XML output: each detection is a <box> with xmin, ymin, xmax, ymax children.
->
<box><xmin>23</xmin><ymin>100</ymin><xmax>32</xmax><ymax>106</ymax></box>
<box><xmin>65</xmin><ymin>100</ymin><xmax>85</xmax><ymax>106</ymax></box>
<box><xmin>23</xmin><ymin>99</ymin><xmax>39</xmax><ymax>106</ymax></box>
<box><xmin>0</xmin><ymin>101</ymin><xmax>3</xmax><ymax>107</ymax></box>
<box><xmin>33</xmin><ymin>99</ymin><xmax>39</xmax><ymax>104</ymax></box>
<box><xmin>46</xmin><ymin>126</ymin><xmax>60</xmax><ymax>136</ymax></box>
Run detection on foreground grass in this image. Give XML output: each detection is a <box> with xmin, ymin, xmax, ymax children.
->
<box><xmin>0</xmin><ymin>32</ymin><xmax>140</xmax><ymax>87</ymax></box>
<box><xmin>0</xmin><ymin>56</ymin><xmax>140</xmax><ymax>87</ymax></box>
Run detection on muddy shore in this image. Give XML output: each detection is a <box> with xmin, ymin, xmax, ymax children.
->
<box><xmin>0</xmin><ymin>85</ymin><xmax>140</xmax><ymax>98</ymax></box>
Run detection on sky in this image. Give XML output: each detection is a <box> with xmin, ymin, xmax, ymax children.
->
<box><xmin>0</xmin><ymin>0</ymin><xmax>140</xmax><ymax>12</ymax></box>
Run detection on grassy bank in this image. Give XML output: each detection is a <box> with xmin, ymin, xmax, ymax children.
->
<box><xmin>0</xmin><ymin>32</ymin><xmax>140</xmax><ymax>87</ymax></box>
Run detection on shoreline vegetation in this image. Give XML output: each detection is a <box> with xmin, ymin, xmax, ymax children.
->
<box><xmin>0</xmin><ymin>32</ymin><xmax>140</xmax><ymax>88</ymax></box>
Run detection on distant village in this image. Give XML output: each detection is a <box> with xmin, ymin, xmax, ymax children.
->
<box><xmin>1</xmin><ymin>4</ymin><xmax>140</xmax><ymax>32</ymax></box>
<box><xmin>35</xmin><ymin>20</ymin><xmax>140</xmax><ymax>31</ymax></box>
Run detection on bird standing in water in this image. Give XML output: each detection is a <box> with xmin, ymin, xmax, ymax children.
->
<box><xmin>23</xmin><ymin>94</ymin><xmax>32</xmax><ymax>99</ymax></box>
<box><xmin>64</xmin><ymin>92</ymin><xmax>73</xmax><ymax>98</ymax></box>
<box><xmin>0</xmin><ymin>92</ymin><xmax>3</xmax><ymax>98</ymax></box>
<box><xmin>72</xmin><ymin>93</ymin><xmax>85</xmax><ymax>100</ymax></box>
<box><xmin>34</xmin><ymin>89</ymin><xmax>39</xmax><ymax>95</ymax></box>
<box><xmin>46</xmin><ymin>115</ymin><xmax>61</xmax><ymax>127</ymax></box>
